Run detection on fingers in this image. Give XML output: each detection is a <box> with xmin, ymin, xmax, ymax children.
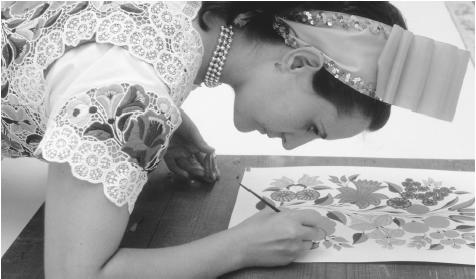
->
<box><xmin>298</xmin><ymin>227</ymin><xmax>327</xmax><ymax>242</ymax></box>
<box><xmin>165</xmin><ymin>156</ymin><xmax>189</xmax><ymax>178</ymax></box>
<box><xmin>288</xmin><ymin>209</ymin><xmax>321</xmax><ymax>227</ymax></box>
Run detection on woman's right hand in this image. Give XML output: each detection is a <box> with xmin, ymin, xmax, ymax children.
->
<box><xmin>229</xmin><ymin>208</ymin><xmax>331</xmax><ymax>268</ymax></box>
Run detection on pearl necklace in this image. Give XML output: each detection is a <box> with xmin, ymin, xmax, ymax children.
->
<box><xmin>203</xmin><ymin>25</ymin><xmax>234</xmax><ymax>87</ymax></box>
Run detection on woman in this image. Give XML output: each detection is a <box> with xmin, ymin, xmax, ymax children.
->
<box><xmin>1</xmin><ymin>1</ymin><xmax>469</xmax><ymax>278</ymax></box>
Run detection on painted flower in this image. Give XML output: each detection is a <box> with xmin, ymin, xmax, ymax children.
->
<box><xmin>69</xmin><ymin>140</ymin><xmax>113</xmax><ymax>183</ymax></box>
<box><xmin>296</xmin><ymin>189</ymin><xmax>320</xmax><ymax>200</ymax></box>
<box><xmin>35</xmin><ymin>30</ymin><xmax>65</xmax><ymax>67</ymax></box>
<box><xmin>40</xmin><ymin>126</ymin><xmax>81</xmax><ymax>162</ymax></box>
<box><xmin>386</xmin><ymin>197</ymin><xmax>412</xmax><ymax>209</ymax></box>
<box><xmin>422</xmin><ymin>178</ymin><xmax>443</xmax><ymax>189</ymax></box>
<box><xmin>11</xmin><ymin>65</ymin><xmax>45</xmax><ymax>106</ymax></box>
<box><xmin>335</xmin><ymin>179</ymin><xmax>388</xmax><ymax>209</ymax></box>
<box><xmin>369</xmin><ymin>228</ymin><xmax>406</xmax><ymax>249</ymax></box>
<box><xmin>270</xmin><ymin>190</ymin><xmax>296</xmax><ymax>202</ymax></box>
<box><xmin>129</xmin><ymin>25</ymin><xmax>165</xmax><ymax>63</ymax></box>
<box><xmin>63</xmin><ymin>11</ymin><xmax>98</xmax><ymax>46</ymax></box>
<box><xmin>64</xmin><ymin>94</ymin><xmax>93</xmax><ymax>128</ymax></box>
<box><xmin>440</xmin><ymin>238</ymin><xmax>466</xmax><ymax>249</ymax></box>
<box><xmin>96</xmin><ymin>12</ymin><xmax>135</xmax><ymax>46</ymax></box>
<box><xmin>121</xmin><ymin>110</ymin><xmax>171</xmax><ymax>169</ymax></box>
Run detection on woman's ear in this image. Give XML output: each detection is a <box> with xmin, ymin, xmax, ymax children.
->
<box><xmin>279</xmin><ymin>47</ymin><xmax>325</xmax><ymax>73</ymax></box>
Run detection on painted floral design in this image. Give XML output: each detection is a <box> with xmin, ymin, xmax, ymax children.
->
<box><xmin>335</xmin><ymin>179</ymin><xmax>388</xmax><ymax>209</ymax></box>
<box><xmin>257</xmin><ymin>173</ymin><xmax>475</xmax><ymax>252</ymax></box>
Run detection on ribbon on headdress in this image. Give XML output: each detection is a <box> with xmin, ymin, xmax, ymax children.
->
<box><xmin>274</xmin><ymin>11</ymin><xmax>470</xmax><ymax>121</ymax></box>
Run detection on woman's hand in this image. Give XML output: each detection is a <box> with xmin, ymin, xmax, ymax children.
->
<box><xmin>229</xmin><ymin>208</ymin><xmax>327</xmax><ymax>268</ymax></box>
<box><xmin>164</xmin><ymin>110</ymin><xmax>220</xmax><ymax>183</ymax></box>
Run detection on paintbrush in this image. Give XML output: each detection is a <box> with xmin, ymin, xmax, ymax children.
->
<box><xmin>239</xmin><ymin>183</ymin><xmax>281</xmax><ymax>212</ymax></box>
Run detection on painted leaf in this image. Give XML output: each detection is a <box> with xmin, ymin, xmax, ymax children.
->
<box><xmin>423</xmin><ymin>216</ymin><xmax>450</xmax><ymax>228</ymax></box>
<box><xmin>270</xmin><ymin>176</ymin><xmax>294</xmax><ymax>188</ymax></box>
<box><xmin>69</xmin><ymin>1</ymin><xmax>89</xmax><ymax>14</ymax></box>
<box><xmin>367</xmin><ymin>205</ymin><xmax>387</xmax><ymax>211</ymax></box>
<box><xmin>312</xmin><ymin>185</ymin><xmax>332</xmax><ymax>190</ymax></box>
<box><xmin>314</xmin><ymin>193</ymin><xmax>334</xmax><ymax>205</ymax></box>
<box><xmin>297</xmin><ymin>174</ymin><xmax>323</xmax><ymax>187</ymax></box>
<box><xmin>449</xmin><ymin>215</ymin><xmax>475</xmax><ymax>222</ymax></box>
<box><xmin>455</xmin><ymin>225</ymin><xmax>475</xmax><ymax>232</ymax></box>
<box><xmin>288</xmin><ymin>201</ymin><xmax>306</xmax><ymax>206</ymax></box>
<box><xmin>335</xmin><ymin>179</ymin><xmax>388</xmax><ymax>209</ymax></box>
<box><xmin>349</xmin><ymin>214</ymin><xmax>375</xmax><ymax>231</ymax></box>
<box><xmin>467</xmin><ymin>243</ymin><xmax>475</xmax><ymax>249</ymax></box>
<box><xmin>386</xmin><ymin>181</ymin><xmax>403</xmax><ymax>193</ymax></box>
<box><xmin>323</xmin><ymin>240</ymin><xmax>332</xmax><ymax>248</ymax></box>
<box><xmin>340</xmin><ymin>175</ymin><xmax>347</xmax><ymax>182</ymax></box>
<box><xmin>393</xmin><ymin>217</ymin><xmax>406</xmax><ymax>227</ymax></box>
<box><xmin>428</xmin><ymin>244</ymin><xmax>444</xmax><ymax>250</ymax></box>
<box><xmin>262</xmin><ymin>186</ymin><xmax>281</xmax><ymax>192</ymax></box>
<box><xmin>406</xmin><ymin>204</ymin><xmax>430</xmax><ymax>215</ymax></box>
<box><xmin>333</xmin><ymin>236</ymin><xmax>348</xmax><ymax>243</ymax></box>
<box><xmin>402</xmin><ymin>221</ymin><xmax>430</xmax><ymax>233</ymax></box>
<box><xmin>333</xmin><ymin>244</ymin><xmax>342</xmax><ymax>251</ymax></box>
<box><xmin>434</xmin><ymin>197</ymin><xmax>459</xmax><ymax>211</ymax></box>
<box><xmin>44</xmin><ymin>10</ymin><xmax>62</xmax><ymax>28</ymax></box>
<box><xmin>329</xmin><ymin>176</ymin><xmax>341</xmax><ymax>186</ymax></box>
<box><xmin>458</xmin><ymin>208</ymin><xmax>475</xmax><ymax>213</ymax></box>
<box><xmin>373</xmin><ymin>215</ymin><xmax>393</xmax><ymax>227</ymax></box>
<box><xmin>352</xmin><ymin>232</ymin><xmax>368</xmax><ymax>244</ymax></box>
<box><xmin>454</xmin><ymin>191</ymin><xmax>470</xmax><ymax>195</ymax></box>
<box><xmin>348</xmin><ymin>174</ymin><xmax>359</xmax><ymax>181</ymax></box>
<box><xmin>327</xmin><ymin>211</ymin><xmax>347</xmax><ymax>225</ymax></box>
<box><xmin>449</xmin><ymin>198</ymin><xmax>475</xmax><ymax>211</ymax></box>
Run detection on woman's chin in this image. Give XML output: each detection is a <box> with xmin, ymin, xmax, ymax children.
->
<box><xmin>233</xmin><ymin>117</ymin><xmax>255</xmax><ymax>133</ymax></box>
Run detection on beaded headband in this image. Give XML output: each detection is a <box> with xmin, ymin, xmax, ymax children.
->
<box><xmin>273</xmin><ymin>10</ymin><xmax>470</xmax><ymax>121</ymax></box>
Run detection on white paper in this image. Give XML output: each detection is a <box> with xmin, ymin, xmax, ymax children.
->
<box><xmin>229</xmin><ymin>166</ymin><xmax>475</xmax><ymax>265</ymax></box>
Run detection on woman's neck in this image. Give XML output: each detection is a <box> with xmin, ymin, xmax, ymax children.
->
<box><xmin>192</xmin><ymin>18</ymin><xmax>285</xmax><ymax>90</ymax></box>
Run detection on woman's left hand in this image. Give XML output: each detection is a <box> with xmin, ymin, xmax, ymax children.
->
<box><xmin>164</xmin><ymin>110</ymin><xmax>220</xmax><ymax>184</ymax></box>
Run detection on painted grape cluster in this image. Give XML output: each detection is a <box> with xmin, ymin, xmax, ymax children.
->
<box><xmin>256</xmin><ymin>174</ymin><xmax>475</xmax><ymax>252</ymax></box>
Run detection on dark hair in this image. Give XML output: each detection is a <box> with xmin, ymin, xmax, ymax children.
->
<box><xmin>199</xmin><ymin>2</ymin><xmax>407</xmax><ymax>131</ymax></box>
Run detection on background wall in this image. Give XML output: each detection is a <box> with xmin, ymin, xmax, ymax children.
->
<box><xmin>2</xmin><ymin>2</ymin><xmax>474</xmax><ymax>255</ymax></box>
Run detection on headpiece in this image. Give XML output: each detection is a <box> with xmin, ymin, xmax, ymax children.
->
<box><xmin>273</xmin><ymin>10</ymin><xmax>470</xmax><ymax>121</ymax></box>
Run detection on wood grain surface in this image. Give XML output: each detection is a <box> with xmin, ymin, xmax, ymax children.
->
<box><xmin>2</xmin><ymin>156</ymin><xmax>475</xmax><ymax>279</ymax></box>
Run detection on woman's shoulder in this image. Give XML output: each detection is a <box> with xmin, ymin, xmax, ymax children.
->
<box><xmin>1</xmin><ymin>1</ymin><xmax>203</xmax><ymax>158</ymax></box>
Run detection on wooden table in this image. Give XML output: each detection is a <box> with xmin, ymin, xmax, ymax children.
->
<box><xmin>2</xmin><ymin>156</ymin><xmax>475</xmax><ymax>278</ymax></box>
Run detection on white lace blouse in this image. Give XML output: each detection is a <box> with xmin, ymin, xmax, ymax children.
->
<box><xmin>1</xmin><ymin>1</ymin><xmax>204</xmax><ymax>213</ymax></box>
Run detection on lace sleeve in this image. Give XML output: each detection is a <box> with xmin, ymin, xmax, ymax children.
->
<box><xmin>35</xmin><ymin>83</ymin><xmax>182</xmax><ymax>213</ymax></box>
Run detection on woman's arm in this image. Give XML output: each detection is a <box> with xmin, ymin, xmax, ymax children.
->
<box><xmin>45</xmin><ymin>162</ymin><xmax>324</xmax><ymax>279</ymax></box>
<box><xmin>45</xmin><ymin>162</ymin><xmax>242</xmax><ymax>279</ymax></box>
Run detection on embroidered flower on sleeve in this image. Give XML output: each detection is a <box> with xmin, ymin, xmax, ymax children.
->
<box><xmin>63</xmin><ymin>11</ymin><xmax>98</xmax><ymax>46</ymax></box>
<box><xmin>122</xmin><ymin>110</ymin><xmax>171</xmax><ymax>169</ymax></box>
<box><xmin>40</xmin><ymin>126</ymin><xmax>81</xmax><ymax>162</ymax></box>
<box><xmin>96</xmin><ymin>12</ymin><xmax>136</xmax><ymax>46</ymax></box>
<box><xmin>129</xmin><ymin>25</ymin><xmax>165</xmax><ymax>63</ymax></box>
<box><xmin>69</xmin><ymin>139</ymin><xmax>113</xmax><ymax>183</ymax></box>
<box><xmin>95</xmin><ymin>84</ymin><xmax>126</xmax><ymax>121</ymax></box>
<box><xmin>35</xmin><ymin>30</ymin><xmax>65</xmax><ymax>67</ymax></box>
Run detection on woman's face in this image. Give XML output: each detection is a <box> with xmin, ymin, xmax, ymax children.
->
<box><xmin>232</xmin><ymin>59</ymin><xmax>372</xmax><ymax>150</ymax></box>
